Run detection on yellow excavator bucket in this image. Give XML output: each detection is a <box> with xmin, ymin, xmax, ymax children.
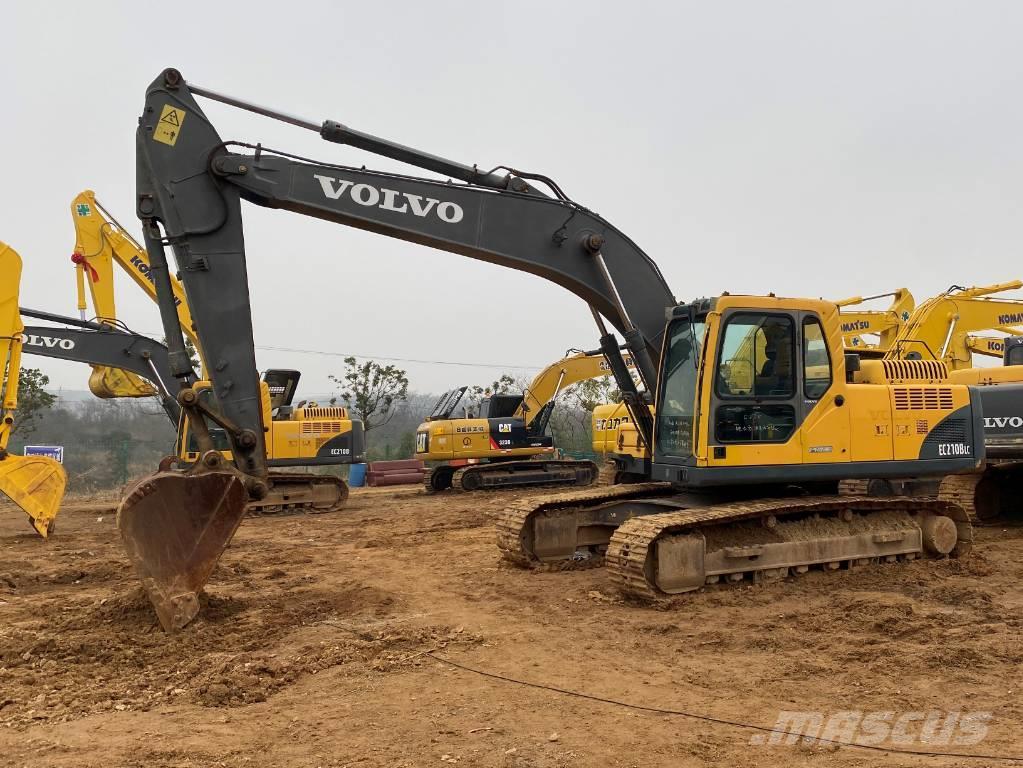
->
<box><xmin>0</xmin><ymin>453</ymin><xmax>67</xmax><ymax>537</ymax></box>
<box><xmin>0</xmin><ymin>241</ymin><xmax>68</xmax><ymax>538</ymax></box>
<box><xmin>117</xmin><ymin>464</ymin><xmax>249</xmax><ymax>632</ymax></box>
<box><xmin>88</xmin><ymin>365</ymin><xmax>158</xmax><ymax>398</ymax></box>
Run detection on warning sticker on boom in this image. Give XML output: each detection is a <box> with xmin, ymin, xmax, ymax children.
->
<box><xmin>153</xmin><ymin>104</ymin><xmax>186</xmax><ymax>146</ymax></box>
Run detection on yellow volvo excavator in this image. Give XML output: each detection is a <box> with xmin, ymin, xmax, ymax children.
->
<box><xmin>67</xmin><ymin>191</ymin><xmax>365</xmax><ymax>513</ymax></box>
<box><xmin>596</xmin><ymin>280</ymin><xmax>1023</xmax><ymax>519</ymax></box>
<box><xmin>0</xmin><ymin>243</ymin><xmax>67</xmax><ymax>537</ymax></box>
<box><xmin>6</xmin><ymin>240</ymin><xmax>363</xmax><ymax>525</ymax></box>
<box><xmin>416</xmin><ymin>350</ymin><xmax>633</xmax><ymax>492</ymax></box>
<box><xmin>118</xmin><ymin>70</ymin><xmax>983</xmax><ymax>629</ymax></box>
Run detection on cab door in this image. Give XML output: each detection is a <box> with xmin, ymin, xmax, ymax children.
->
<box><xmin>797</xmin><ymin>313</ymin><xmax>850</xmax><ymax>464</ymax></box>
<box><xmin>707</xmin><ymin>311</ymin><xmax>803</xmax><ymax>466</ymax></box>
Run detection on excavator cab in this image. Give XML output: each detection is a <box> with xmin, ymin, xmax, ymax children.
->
<box><xmin>482</xmin><ymin>393</ymin><xmax>523</xmax><ymax>419</ymax></box>
<box><xmin>1005</xmin><ymin>337</ymin><xmax>1023</xmax><ymax>367</ymax></box>
<box><xmin>0</xmin><ymin>243</ymin><xmax>67</xmax><ymax>537</ymax></box>
<box><xmin>651</xmin><ymin>295</ymin><xmax>980</xmax><ymax>483</ymax></box>
<box><xmin>263</xmin><ymin>368</ymin><xmax>301</xmax><ymax>410</ymax></box>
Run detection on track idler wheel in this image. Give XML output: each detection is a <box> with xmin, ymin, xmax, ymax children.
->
<box><xmin>459</xmin><ymin>469</ymin><xmax>482</xmax><ymax>492</ymax></box>
<box><xmin>920</xmin><ymin>514</ymin><xmax>958</xmax><ymax>556</ymax></box>
<box><xmin>424</xmin><ymin>466</ymin><xmax>455</xmax><ymax>493</ymax></box>
<box><xmin>117</xmin><ymin>463</ymin><xmax>250</xmax><ymax>632</ymax></box>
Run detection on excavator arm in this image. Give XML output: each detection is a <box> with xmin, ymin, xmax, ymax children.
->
<box><xmin>125</xmin><ymin>68</ymin><xmax>676</xmax><ymax>630</ymax></box>
<box><xmin>0</xmin><ymin>243</ymin><xmax>67</xmax><ymax>537</ymax></box>
<box><xmin>17</xmin><ymin>308</ymin><xmax>185</xmax><ymax>424</ymax></box>
<box><xmin>835</xmin><ymin>288</ymin><xmax>914</xmax><ymax>352</ymax></box>
<box><xmin>71</xmin><ymin>190</ymin><xmax>205</xmax><ymax>368</ymax></box>
<box><xmin>966</xmin><ymin>329</ymin><xmax>1023</xmax><ymax>359</ymax></box>
<box><xmin>516</xmin><ymin>349</ymin><xmax>635</xmax><ymax>428</ymax></box>
<box><xmin>883</xmin><ymin>281</ymin><xmax>1023</xmax><ymax>369</ymax></box>
<box><xmin>136</xmin><ymin>69</ymin><xmax>674</xmax><ymax>474</ymax></box>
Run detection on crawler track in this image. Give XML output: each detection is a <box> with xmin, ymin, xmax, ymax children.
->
<box><xmin>425</xmin><ymin>459</ymin><xmax>599</xmax><ymax>494</ymax></box>
<box><xmin>937</xmin><ymin>473</ymin><xmax>985</xmax><ymax>521</ymax></box>
<box><xmin>606</xmin><ymin>495</ymin><xmax>972</xmax><ymax>601</ymax></box>
<box><xmin>495</xmin><ymin>482</ymin><xmax>672</xmax><ymax>568</ymax></box>
<box><xmin>937</xmin><ymin>461</ymin><xmax>1023</xmax><ymax>523</ymax></box>
<box><xmin>245</xmin><ymin>474</ymin><xmax>349</xmax><ymax>518</ymax></box>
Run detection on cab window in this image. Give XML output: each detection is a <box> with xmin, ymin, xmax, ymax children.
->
<box><xmin>714</xmin><ymin>313</ymin><xmax>796</xmax><ymax>444</ymax></box>
<box><xmin>715</xmin><ymin>314</ymin><xmax>795</xmax><ymax>398</ymax></box>
<box><xmin>803</xmin><ymin>317</ymin><xmax>832</xmax><ymax>400</ymax></box>
<box><xmin>655</xmin><ymin>316</ymin><xmax>705</xmax><ymax>458</ymax></box>
<box><xmin>185</xmin><ymin>426</ymin><xmax>233</xmax><ymax>454</ymax></box>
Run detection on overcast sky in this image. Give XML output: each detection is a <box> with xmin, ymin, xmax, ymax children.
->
<box><xmin>4</xmin><ymin>1</ymin><xmax>1022</xmax><ymax>400</ymax></box>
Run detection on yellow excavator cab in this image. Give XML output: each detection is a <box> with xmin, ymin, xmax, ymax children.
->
<box><xmin>0</xmin><ymin>242</ymin><xmax>67</xmax><ymax>537</ymax></box>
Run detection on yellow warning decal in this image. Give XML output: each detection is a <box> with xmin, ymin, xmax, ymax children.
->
<box><xmin>153</xmin><ymin>104</ymin><xmax>186</xmax><ymax>147</ymax></box>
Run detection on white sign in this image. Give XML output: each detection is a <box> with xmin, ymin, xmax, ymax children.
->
<box><xmin>25</xmin><ymin>445</ymin><xmax>64</xmax><ymax>463</ymax></box>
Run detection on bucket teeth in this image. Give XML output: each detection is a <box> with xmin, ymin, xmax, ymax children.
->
<box><xmin>117</xmin><ymin>470</ymin><xmax>249</xmax><ymax>632</ymax></box>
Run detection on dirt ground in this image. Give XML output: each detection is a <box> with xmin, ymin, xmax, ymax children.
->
<box><xmin>1</xmin><ymin>485</ymin><xmax>1021</xmax><ymax>768</ymax></box>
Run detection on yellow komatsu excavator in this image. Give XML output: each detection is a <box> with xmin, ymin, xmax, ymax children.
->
<box><xmin>879</xmin><ymin>281</ymin><xmax>1023</xmax><ymax>369</ymax></box>
<box><xmin>119</xmin><ymin>70</ymin><xmax>983</xmax><ymax>629</ymax></box>
<box><xmin>835</xmin><ymin>288</ymin><xmax>915</xmax><ymax>353</ymax></box>
<box><xmin>70</xmin><ymin>190</ymin><xmax>191</xmax><ymax>399</ymax></box>
<box><xmin>966</xmin><ymin>331</ymin><xmax>1023</xmax><ymax>358</ymax></box>
<box><xmin>68</xmin><ymin>190</ymin><xmax>364</xmax><ymax>515</ymax></box>
<box><xmin>0</xmin><ymin>243</ymin><xmax>67</xmax><ymax>537</ymax></box>
<box><xmin>416</xmin><ymin>350</ymin><xmax>633</xmax><ymax>492</ymax></box>
<box><xmin>71</xmin><ymin>189</ymin><xmax>201</xmax><ymax>367</ymax></box>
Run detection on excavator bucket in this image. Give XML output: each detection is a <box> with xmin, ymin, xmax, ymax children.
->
<box><xmin>117</xmin><ymin>468</ymin><xmax>249</xmax><ymax>632</ymax></box>
<box><xmin>88</xmin><ymin>365</ymin><xmax>158</xmax><ymax>399</ymax></box>
<box><xmin>0</xmin><ymin>454</ymin><xmax>67</xmax><ymax>537</ymax></box>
